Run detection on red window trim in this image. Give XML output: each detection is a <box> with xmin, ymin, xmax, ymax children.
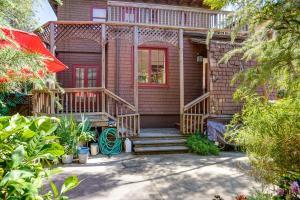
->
<box><xmin>90</xmin><ymin>6</ymin><xmax>107</xmax><ymax>22</ymax></box>
<box><xmin>132</xmin><ymin>46</ymin><xmax>169</xmax><ymax>88</ymax></box>
<box><xmin>72</xmin><ymin>64</ymin><xmax>101</xmax><ymax>88</ymax></box>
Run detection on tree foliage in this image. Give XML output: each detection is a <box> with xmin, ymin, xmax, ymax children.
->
<box><xmin>205</xmin><ymin>0</ymin><xmax>300</xmax><ymax>186</ymax></box>
<box><xmin>0</xmin><ymin>0</ymin><xmax>62</xmax><ymax>110</ymax></box>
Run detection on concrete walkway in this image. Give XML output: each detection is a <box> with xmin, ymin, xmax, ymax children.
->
<box><xmin>51</xmin><ymin>152</ymin><xmax>261</xmax><ymax>200</ymax></box>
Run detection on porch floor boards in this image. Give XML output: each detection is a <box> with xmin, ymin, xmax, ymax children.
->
<box><xmin>54</xmin><ymin>113</ymin><xmax>109</xmax><ymax>127</ymax></box>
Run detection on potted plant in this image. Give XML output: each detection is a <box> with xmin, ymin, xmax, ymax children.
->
<box><xmin>78</xmin><ymin>115</ymin><xmax>99</xmax><ymax>156</ymax></box>
<box><xmin>56</xmin><ymin>116</ymin><xmax>79</xmax><ymax>164</ymax></box>
<box><xmin>78</xmin><ymin>115</ymin><xmax>96</xmax><ymax>147</ymax></box>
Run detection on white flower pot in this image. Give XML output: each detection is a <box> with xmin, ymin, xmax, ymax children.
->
<box><xmin>62</xmin><ymin>154</ymin><xmax>73</xmax><ymax>164</ymax></box>
<box><xmin>78</xmin><ymin>153</ymin><xmax>88</xmax><ymax>164</ymax></box>
<box><xmin>90</xmin><ymin>143</ymin><xmax>99</xmax><ymax>156</ymax></box>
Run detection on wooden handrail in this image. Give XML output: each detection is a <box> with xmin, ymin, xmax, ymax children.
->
<box><xmin>108</xmin><ymin>1</ymin><xmax>231</xmax><ymax>14</ymax></box>
<box><xmin>184</xmin><ymin>92</ymin><xmax>210</xmax><ymax>111</ymax></box>
<box><xmin>37</xmin><ymin>21</ymin><xmax>248</xmax><ymax>35</ymax></box>
<box><xmin>103</xmin><ymin>89</ymin><xmax>136</xmax><ymax>112</ymax></box>
<box><xmin>32</xmin><ymin>87</ymin><xmax>136</xmax><ymax>115</ymax></box>
<box><xmin>63</xmin><ymin>87</ymin><xmax>104</xmax><ymax>93</ymax></box>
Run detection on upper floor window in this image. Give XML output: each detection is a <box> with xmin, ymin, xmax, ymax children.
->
<box><xmin>138</xmin><ymin>48</ymin><xmax>167</xmax><ymax>85</ymax></box>
<box><xmin>92</xmin><ymin>7</ymin><xmax>107</xmax><ymax>22</ymax></box>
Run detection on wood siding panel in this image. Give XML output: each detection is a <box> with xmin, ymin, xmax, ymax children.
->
<box><xmin>57</xmin><ymin>0</ymin><xmax>107</xmax><ymax>21</ymax></box>
<box><xmin>105</xmin><ymin>37</ymin><xmax>204</xmax><ymax>115</ymax></box>
<box><xmin>208</xmin><ymin>42</ymin><xmax>255</xmax><ymax>115</ymax></box>
<box><xmin>57</xmin><ymin>52</ymin><xmax>101</xmax><ymax>88</ymax></box>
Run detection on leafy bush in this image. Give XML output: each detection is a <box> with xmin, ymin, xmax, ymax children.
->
<box><xmin>55</xmin><ymin>115</ymin><xmax>96</xmax><ymax>155</ymax></box>
<box><xmin>0</xmin><ymin>114</ymin><xmax>80</xmax><ymax>199</ymax></box>
<box><xmin>273</xmin><ymin>174</ymin><xmax>300</xmax><ymax>200</ymax></box>
<box><xmin>0</xmin><ymin>92</ymin><xmax>26</xmax><ymax>116</ymax></box>
<box><xmin>247</xmin><ymin>192</ymin><xmax>273</xmax><ymax>200</ymax></box>
<box><xmin>78</xmin><ymin>115</ymin><xmax>96</xmax><ymax>143</ymax></box>
<box><xmin>187</xmin><ymin>134</ymin><xmax>219</xmax><ymax>155</ymax></box>
<box><xmin>227</xmin><ymin>97</ymin><xmax>300</xmax><ymax>184</ymax></box>
<box><xmin>55</xmin><ymin>116</ymin><xmax>79</xmax><ymax>155</ymax></box>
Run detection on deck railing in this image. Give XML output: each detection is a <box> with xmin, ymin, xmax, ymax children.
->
<box><xmin>108</xmin><ymin>1</ymin><xmax>231</xmax><ymax>30</ymax></box>
<box><xmin>32</xmin><ymin>87</ymin><xmax>140</xmax><ymax>137</ymax></box>
<box><xmin>182</xmin><ymin>92</ymin><xmax>210</xmax><ymax>134</ymax></box>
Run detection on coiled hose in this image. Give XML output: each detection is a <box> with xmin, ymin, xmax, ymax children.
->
<box><xmin>99</xmin><ymin>128</ymin><xmax>122</xmax><ymax>156</ymax></box>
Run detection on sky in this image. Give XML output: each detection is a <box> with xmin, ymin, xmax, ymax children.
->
<box><xmin>33</xmin><ymin>0</ymin><xmax>57</xmax><ymax>29</ymax></box>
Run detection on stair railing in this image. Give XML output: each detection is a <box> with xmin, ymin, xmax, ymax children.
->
<box><xmin>182</xmin><ymin>92</ymin><xmax>210</xmax><ymax>134</ymax></box>
<box><xmin>103</xmin><ymin>89</ymin><xmax>140</xmax><ymax>137</ymax></box>
<box><xmin>32</xmin><ymin>87</ymin><xmax>140</xmax><ymax>137</ymax></box>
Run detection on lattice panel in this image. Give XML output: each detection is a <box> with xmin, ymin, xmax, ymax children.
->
<box><xmin>37</xmin><ymin>25</ymin><xmax>50</xmax><ymax>44</ymax></box>
<box><xmin>55</xmin><ymin>24</ymin><xmax>102</xmax><ymax>45</ymax></box>
<box><xmin>138</xmin><ymin>28</ymin><xmax>178</xmax><ymax>47</ymax></box>
<box><xmin>106</xmin><ymin>25</ymin><xmax>134</xmax><ymax>44</ymax></box>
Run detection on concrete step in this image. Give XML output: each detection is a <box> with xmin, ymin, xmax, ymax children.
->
<box><xmin>134</xmin><ymin>145</ymin><xmax>189</xmax><ymax>154</ymax></box>
<box><xmin>133</xmin><ymin>138</ymin><xmax>187</xmax><ymax>147</ymax></box>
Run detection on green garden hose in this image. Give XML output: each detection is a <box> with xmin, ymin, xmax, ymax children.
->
<box><xmin>99</xmin><ymin>128</ymin><xmax>122</xmax><ymax>156</ymax></box>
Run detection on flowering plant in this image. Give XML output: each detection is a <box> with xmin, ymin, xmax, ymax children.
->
<box><xmin>274</xmin><ymin>174</ymin><xmax>300</xmax><ymax>200</ymax></box>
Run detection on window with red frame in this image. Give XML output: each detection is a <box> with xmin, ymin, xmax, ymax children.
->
<box><xmin>138</xmin><ymin>48</ymin><xmax>167</xmax><ymax>85</ymax></box>
<box><xmin>75</xmin><ymin>66</ymin><xmax>99</xmax><ymax>88</ymax></box>
<box><xmin>92</xmin><ymin>7</ymin><xmax>107</xmax><ymax>22</ymax></box>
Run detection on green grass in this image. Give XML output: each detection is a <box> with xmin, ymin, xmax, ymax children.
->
<box><xmin>187</xmin><ymin>134</ymin><xmax>220</xmax><ymax>155</ymax></box>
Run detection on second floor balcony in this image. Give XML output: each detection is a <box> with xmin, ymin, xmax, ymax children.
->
<box><xmin>105</xmin><ymin>1</ymin><xmax>233</xmax><ymax>31</ymax></box>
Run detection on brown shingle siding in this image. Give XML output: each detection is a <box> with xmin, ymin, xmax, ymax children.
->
<box><xmin>208</xmin><ymin>41</ymin><xmax>253</xmax><ymax>115</ymax></box>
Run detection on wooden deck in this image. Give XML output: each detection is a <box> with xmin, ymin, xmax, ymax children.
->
<box><xmin>32</xmin><ymin>87</ymin><xmax>140</xmax><ymax>137</ymax></box>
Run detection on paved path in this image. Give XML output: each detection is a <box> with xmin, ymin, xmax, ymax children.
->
<box><xmin>51</xmin><ymin>152</ymin><xmax>260</xmax><ymax>200</ymax></box>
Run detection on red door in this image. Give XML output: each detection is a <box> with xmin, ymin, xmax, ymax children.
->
<box><xmin>72</xmin><ymin>65</ymin><xmax>101</xmax><ymax>113</ymax></box>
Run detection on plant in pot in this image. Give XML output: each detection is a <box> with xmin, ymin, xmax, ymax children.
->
<box><xmin>77</xmin><ymin>115</ymin><xmax>98</xmax><ymax>160</ymax></box>
<box><xmin>56</xmin><ymin>116</ymin><xmax>79</xmax><ymax>164</ymax></box>
<box><xmin>78</xmin><ymin>115</ymin><xmax>96</xmax><ymax>147</ymax></box>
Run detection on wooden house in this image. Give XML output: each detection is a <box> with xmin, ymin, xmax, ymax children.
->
<box><xmin>33</xmin><ymin>0</ymin><xmax>249</xmax><ymax>144</ymax></box>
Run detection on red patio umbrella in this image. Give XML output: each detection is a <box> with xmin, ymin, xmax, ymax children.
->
<box><xmin>0</xmin><ymin>26</ymin><xmax>67</xmax><ymax>73</ymax></box>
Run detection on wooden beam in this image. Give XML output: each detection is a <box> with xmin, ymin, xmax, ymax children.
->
<box><xmin>179</xmin><ymin>28</ymin><xmax>184</xmax><ymax>132</ymax></box>
<box><xmin>49</xmin><ymin>22</ymin><xmax>55</xmax><ymax>54</ymax></box>
<box><xmin>101</xmin><ymin>24</ymin><xmax>106</xmax><ymax>112</ymax></box>
<box><xmin>49</xmin><ymin>22</ymin><xmax>56</xmax><ymax>90</ymax></box>
<box><xmin>42</xmin><ymin>20</ymin><xmax>246</xmax><ymax>36</ymax></box>
<box><xmin>133</xmin><ymin>26</ymin><xmax>139</xmax><ymax>113</ymax></box>
<box><xmin>203</xmin><ymin>58</ymin><xmax>208</xmax><ymax>92</ymax></box>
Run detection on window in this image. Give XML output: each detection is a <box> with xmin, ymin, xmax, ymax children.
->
<box><xmin>138</xmin><ymin>48</ymin><xmax>167</xmax><ymax>85</ymax></box>
<box><xmin>92</xmin><ymin>7</ymin><xmax>107</xmax><ymax>22</ymax></box>
<box><xmin>74</xmin><ymin>66</ymin><xmax>99</xmax><ymax>88</ymax></box>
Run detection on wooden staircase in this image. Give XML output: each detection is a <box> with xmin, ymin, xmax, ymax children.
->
<box><xmin>132</xmin><ymin>128</ymin><xmax>189</xmax><ymax>154</ymax></box>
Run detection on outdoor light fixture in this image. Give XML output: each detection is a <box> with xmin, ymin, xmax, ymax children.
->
<box><xmin>196</xmin><ymin>53</ymin><xmax>203</xmax><ymax>63</ymax></box>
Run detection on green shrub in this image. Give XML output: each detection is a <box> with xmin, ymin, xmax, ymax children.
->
<box><xmin>247</xmin><ymin>192</ymin><xmax>273</xmax><ymax>200</ymax></box>
<box><xmin>0</xmin><ymin>114</ymin><xmax>80</xmax><ymax>199</ymax></box>
<box><xmin>55</xmin><ymin>115</ymin><xmax>96</xmax><ymax>155</ymax></box>
<box><xmin>228</xmin><ymin>97</ymin><xmax>300</xmax><ymax>184</ymax></box>
<box><xmin>187</xmin><ymin>134</ymin><xmax>220</xmax><ymax>155</ymax></box>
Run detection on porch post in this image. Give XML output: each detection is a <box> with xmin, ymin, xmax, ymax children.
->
<box><xmin>101</xmin><ymin>24</ymin><xmax>106</xmax><ymax>112</ymax></box>
<box><xmin>133</xmin><ymin>26</ymin><xmax>139</xmax><ymax>113</ymax></box>
<box><xmin>49</xmin><ymin>22</ymin><xmax>56</xmax><ymax>114</ymax></box>
<box><xmin>179</xmin><ymin>28</ymin><xmax>184</xmax><ymax>133</ymax></box>
<box><xmin>49</xmin><ymin>22</ymin><xmax>56</xmax><ymax>90</ymax></box>
<box><xmin>49</xmin><ymin>22</ymin><xmax>55</xmax><ymax>55</ymax></box>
